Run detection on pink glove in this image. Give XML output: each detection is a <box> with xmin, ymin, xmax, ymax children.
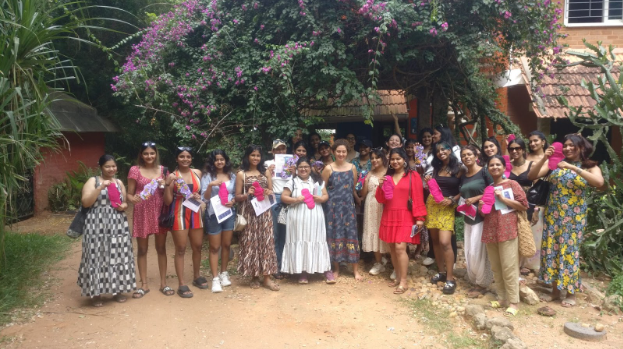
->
<box><xmin>428</xmin><ymin>178</ymin><xmax>444</xmax><ymax>204</ymax></box>
<box><xmin>218</xmin><ymin>182</ymin><xmax>229</xmax><ymax>205</ymax></box>
<box><xmin>548</xmin><ymin>142</ymin><xmax>564</xmax><ymax>170</ymax></box>
<box><xmin>503</xmin><ymin>155</ymin><xmax>512</xmax><ymax>179</ymax></box>
<box><xmin>481</xmin><ymin>186</ymin><xmax>495</xmax><ymax>214</ymax></box>
<box><xmin>457</xmin><ymin>203</ymin><xmax>477</xmax><ymax>217</ymax></box>
<box><xmin>382</xmin><ymin>175</ymin><xmax>395</xmax><ymax>200</ymax></box>
<box><xmin>301</xmin><ymin>189</ymin><xmax>315</xmax><ymax>209</ymax></box>
<box><xmin>108</xmin><ymin>182</ymin><xmax>122</xmax><ymax>208</ymax></box>
<box><xmin>252</xmin><ymin>181</ymin><xmax>265</xmax><ymax>201</ymax></box>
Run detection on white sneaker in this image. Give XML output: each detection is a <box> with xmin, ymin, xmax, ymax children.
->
<box><xmin>422</xmin><ymin>257</ymin><xmax>435</xmax><ymax>266</ymax></box>
<box><xmin>219</xmin><ymin>271</ymin><xmax>232</xmax><ymax>287</ymax></box>
<box><xmin>381</xmin><ymin>256</ymin><xmax>389</xmax><ymax>265</ymax></box>
<box><xmin>369</xmin><ymin>263</ymin><xmax>386</xmax><ymax>276</ymax></box>
<box><xmin>211</xmin><ymin>277</ymin><xmax>223</xmax><ymax>293</ymax></box>
<box><xmin>390</xmin><ymin>270</ymin><xmax>396</xmax><ymax>280</ymax></box>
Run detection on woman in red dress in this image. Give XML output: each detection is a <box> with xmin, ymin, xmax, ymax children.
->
<box><xmin>376</xmin><ymin>148</ymin><xmax>427</xmax><ymax>294</ymax></box>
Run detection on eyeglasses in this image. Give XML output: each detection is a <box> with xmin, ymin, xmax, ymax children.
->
<box><xmin>508</xmin><ymin>147</ymin><xmax>523</xmax><ymax>152</ymax></box>
<box><xmin>142</xmin><ymin>142</ymin><xmax>156</xmax><ymax>147</ymax></box>
<box><xmin>298</xmin><ymin>166</ymin><xmax>311</xmax><ymax>169</ymax></box>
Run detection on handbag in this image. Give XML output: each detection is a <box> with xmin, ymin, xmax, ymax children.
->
<box><xmin>277</xmin><ymin>178</ymin><xmax>296</xmax><ymax>225</ymax></box>
<box><xmin>517</xmin><ymin>210</ymin><xmax>536</xmax><ymax>257</ymax></box>
<box><xmin>233</xmin><ymin>172</ymin><xmax>248</xmax><ymax>232</ymax></box>
<box><xmin>66</xmin><ymin>176</ymin><xmax>99</xmax><ymax>238</ymax></box>
<box><xmin>158</xmin><ymin>167</ymin><xmax>174</xmax><ymax>229</ymax></box>
<box><xmin>527</xmin><ymin>178</ymin><xmax>550</xmax><ymax>206</ymax></box>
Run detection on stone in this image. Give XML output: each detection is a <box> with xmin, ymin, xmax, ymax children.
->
<box><xmin>536</xmin><ymin>306</ymin><xmax>556</xmax><ymax>317</ymax></box>
<box><xmin>449</xmin><ymin>312</ymin><xmax>457</xmax><ymax>318</ymax></box>
<box><xmin>603</xmin><ymin>295</ymin><xmax>622</xmax><ymax>313</ymax></box>
<box><xmin>486</xmin><ymin>317</ymin><xmax>514</xmax><ymax>331</ymax></box>
<box><xmin>453</xmin><ymin>268</ymin><xmax>467</xmax><ymax>278</ymax></box>
<box><xmin>473</xmin><ymin>313</ymin><xmax>487</xmax><ymax>330</ymax></box>
<box><xmin>500</xmin><ymin>338</ymin><xmax>527</xmax><ymax>349</ymax></box>
<box><xmin>563</xmin><ymin>322</ymin><xmax>607</xmax><ymax>342</ymax></box>
<box><xmin>465</xmin><ymin>304</ymin><xmax>485</xmax><ymax>317</ymax></box>
<box><xmin>582</xmin><ymin>284</ymin><xmax>605</xmax><ymax>303</ymax></box>
<box><xmin>417</xmin><ymin>266</ymin><xmax>429</xmax><ymax>275</ymax></box>
<box><xmin>519</xmin><ymin>284</ymin><xmax>540</xmax><ymax>305</ymax></box>
<box><xmin>595</xmin><ymin>324</ymin><xmax>605</xmax><ymax>332</ymax></box>
<box><xmin>491</xmin><ymin>325</ymin><xmax>516</xmax><ymax>342</ymax></box>
<box><xmin>456</xmin><ymin>306</ymin><xmax>465</xmax><ymax>314</ymax></box>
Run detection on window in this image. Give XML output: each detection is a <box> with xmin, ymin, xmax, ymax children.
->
<box><xmin>565</xmin><ymin>0</ymin><xmax>623</xmax><ymax>26</ymax></box>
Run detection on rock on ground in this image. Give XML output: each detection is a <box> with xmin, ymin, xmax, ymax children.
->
<box><xmin>501</xmin><ymin>337</ymin><xmax>527</xmax><ymax>349</ymax></box>
<box><xmin>465</xmin><ymin>304</ymin><xmax>485</xmax><ymax>317</ymax></box>
<box><xmin>519</xmin><ymin>284</ymin><xmax>539</xmax><ymax>305</ymax></box>
<box><xmin>474</xmin><ymin>313</ymin><xmax>487</xmax><ymax>330</ymax></box>
<box><xmin>563</xmin><ymin>322</ymin><xmax>607</xmax><ymax>342</ymax></box>
<box><xmin>603</xmin><ymin>295</ymin><xmax>622</xmax><ymax>313</ymax></box>
<box><xmin>491</xmin><ymin>325</ymin><xmax>516</xmax><ymax>342</ymax></box>
<box><xmin>486</xmin><ymin>317</ymin><xmax>514</xmax><ymax>331</ymax></box>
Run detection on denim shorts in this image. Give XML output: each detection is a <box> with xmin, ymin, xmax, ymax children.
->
<box><xmin>204</xmin><ymin>210</ymin><xmax>235</xmax><ymax>235</ymax></box>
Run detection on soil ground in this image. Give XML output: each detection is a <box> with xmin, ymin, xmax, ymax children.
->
<box><xmin>2</xmin><ymin>212</ymin><xmax>623</xmax><ymax>348</ymax></box>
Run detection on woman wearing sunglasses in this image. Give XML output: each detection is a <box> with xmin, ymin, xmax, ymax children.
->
<box><xmin>127</xmin><ymin>142</ymin><xmax>172</xmax><ymax>297</ymax></box>
<box><xmin>163</xmin><ymin>147</ymin><xmax>207</xmax><ymax>298</ymax></box>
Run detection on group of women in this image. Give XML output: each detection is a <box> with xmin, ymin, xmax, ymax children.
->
<box><xmin>77</xmin><ymin>127</ymin><xmax>604</xmax><ymax>315</ymax></box>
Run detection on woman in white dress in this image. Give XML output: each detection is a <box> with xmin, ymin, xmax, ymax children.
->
<box><xmin>280</xmin><ymin>157</ymin><xmax>332</xmax><ymax>284</ymax></box>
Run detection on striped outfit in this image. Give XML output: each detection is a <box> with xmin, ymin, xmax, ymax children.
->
<box><xmin>172</xmin><ymin>170</ymin><xmax>204</xmax><ymax>231</ymax></box>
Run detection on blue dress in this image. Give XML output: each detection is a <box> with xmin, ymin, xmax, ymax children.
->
<box><xmin>325</xmin><ymin>166</ymin><xmax>359</xmax><ymax>263</ymax></box>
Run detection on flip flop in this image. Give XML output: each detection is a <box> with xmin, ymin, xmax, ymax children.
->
<box><xmin>491</xmin><ymin>301</ymin><xmax>502</xmax><ymax>309</ymax></box>
<box><xmin>177</xmin><ymin>285</ymin><xmax>194</xmax><ymax>298</ymax></box>
<box><xmin>133</xmin><ymin>288</ymin><xmax>150</xmax><ymax>299</ymax></box>
<box><xmin>393</xmin><ymin>285</ymin><xmax>407</xmax><ymax>295</ymax></box>
<box><xmin>298</xmin><ymin>275</ymin><xmax>309</xmax><ymax>284</ymax></box>
<box><xmin>561</xmin><ymin>298</ymin><xmax>576</xmax><ymax>308</ymax></box>
<box><xmin>159</xmin><ymin>286</ymin><xmax>175</xmax><ymax>296</ymax></box>
<box><xmin>192</xmin><ymin>276</ymin><xmax>210</xmax><ymax>289</ymax></box>
<box><xmin>504</xmin><ymin>307</ymin><xmax>519</xmax><ymax>316</ymax></box>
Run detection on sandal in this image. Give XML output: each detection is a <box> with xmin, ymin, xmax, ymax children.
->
<box><xmin>113</xmin><ymin>294</ymin><xmax>127</xmax><ymax>303</ymax></box>
<box><xmin>133</xmin><ymin>288</ymin><xmax>150</xmax><ymax>299</ymax></box>
<box><xmin>431</xmin><ymin>272</ymin><xmax>447</xmax><ymax>284</ymax></box>
<box><xmin>92</xmin><ymin>297</ymin><xmax>104</xmax><ymax>308</ymax></box>
<box><xmin>442</xmin><ymin>280</ymin><xmax>457</xmax><ymax>295</ymax></box>
<box><xmin>388</xmin><ymin>280</ymin><xmax>400</xmax><ymax>288</ymax></box>
<box><xmin>393</xmin><ymin>285</ymin><xmax>407</xmax><ymax>295</ymax></box>
<box><xmin>160</xmin><ymin>286</ymin><xmax>175</xmax><ymax>296</ymax></box>
<box><xmin>192</xmin><ymin>276</ymin><xmax>209</xmax><ymax>289</ymax></box>
<box><xmin>250</xmin><ymin>277</ymin><xmax>261</xmax><ymax>289</ymax></box>
<box><xmin>263</xmin><ymin>280</ymin><xmax>280</xmax><ymax>291</ymax></box>
<box><xmin>561</xmin><ymin>298</ymin><xmax>576</xmax><ymax>308</ymax></box>
<box><xmin>298</xmin><ymin>274</ymin><xmax>309</xmax><ymax>284</ymax></box>
<box><xmin>177</xmin><ymin>285</ymin><xmax>194</xmax><ymax>298</ymax></box>
<box><xmin>505</xmin><ymin>306</ymin><xmax>519</xmax><ymax>316</ymax></box>
<box><xmin>325</xmin><ymin>271</ymin><xmax>336</xmax><ymax>284</ymax></box>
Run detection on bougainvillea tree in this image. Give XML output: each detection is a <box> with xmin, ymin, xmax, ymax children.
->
<box><xmin>113</xmin><ymin>0</ymin><xmax>565</xmax><ymax>151</ymax></box>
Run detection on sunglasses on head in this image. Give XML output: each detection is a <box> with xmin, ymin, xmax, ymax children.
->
<box><xmin>142</xmin><ymin>141</ymin><xmax>156</xmax><ymax>147</ymax></box>
<box><xmin>272</xmin><ymin>139</ymin><xmax>285</xmax><ymax>146</ymax></box>
<box><xmin>178</xmin><ymin>146</ymin><xmax>192</xmax><ymax>151</ymax></box>
<box><xmin>250</xmin><ymin>144</ymin><xmax>263</xmax><ymax>150</ymax></box>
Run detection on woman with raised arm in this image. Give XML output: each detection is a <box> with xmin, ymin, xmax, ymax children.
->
<box><xmin>163</xmin><ymin>147</ymin><xmax>206</xmax><ymax>298</ymax></box>
<box><xmin>478</xmin><ymin>155</ymin><xmax>529</xmax><ymax>316</ymax></box>
<box><xmin>526</xmin><ymin>131</ymin><xmax>548</xmax><ymax>163</ymax></box>
<box><xmin>235</xmin><ymin>145</ymin><xmax>280</xmax><ymax>291</ymax></box>
<box><xmin>528</xmin><ymin>134</ymin><xmax>604</xmax><ymax>307</ymax></box>
<box><xmin>280</xmin><ymin>157</ymin><xmax>331</xmax><ymax>283</ymax></box>
<box><xmin>322</xmin><ymin>139</ymin><xmax>363</xmax><ymax>282</ymax></box>
<box><xmin>201</xmin><ymin>149</ymin><xmax>236</xmax><ymax>293</ymax></box>
<box><xmin>360</xmin><ymin>148</ymin><xmax>389</xmax><ymax>276</ymax></box>
<box><xmin>376</xmin><ymin>148</ymin><xmax>426</xmax><ymax>294</ymax></box>
<box><xmin>127</xmin><ymin>142</ymin><xmax>171</xmax><ymax>298</ymax></box>
<box><xmin>78</xmin><ymin>155</ymin><xmax>136</xmax><ymax>307</ymax></box>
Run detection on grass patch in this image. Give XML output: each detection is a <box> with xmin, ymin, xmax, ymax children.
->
<box><xmin>200</xmin><ymin>243</ymin><xmax>238</xmax><ymax>276</ymax></box>
<box><xmin>0</xmin><ymin>231</ymin><xmax>72</xmax><ymax>326</ymax></box>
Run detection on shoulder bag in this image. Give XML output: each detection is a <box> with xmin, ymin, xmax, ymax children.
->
<box><xmin>233</xmin><ymin>172</ymin><xmax>248</xmax><ymax>232</ymax></box>
<box><xmin>277</xmin><ymin>178</ymin><xmax>296</xmax><ymax>225</ymax></box>
<box><xmin>527</xmin><ymin>178</ymin><xmax>550</xmax><ymax>207</ymax></box>
<box><xmin>66</xmin><ymin>176</ymin><xmax>98</xmax><ymax>238</ymax></box>
<box><xmin>158</xmin><ymin>167</ymin><xmax>174</xmax><ymax>229</ymax></box>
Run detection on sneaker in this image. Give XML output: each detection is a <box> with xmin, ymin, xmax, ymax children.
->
<box><xmin>211</xmin><ymin>277</ymin><xmax>223</xmax><ymax>293</ymax></box>
<box><xmin>390</xmin><ymin>270</ymin><xmax>396</xmax><ymax>280</ymax></box>
<box><xmin>219</xmin><ymin>271</ymin><xmax>232</xmax><ymax>287</ymax></box>
<box><xmin>381</xmin><ymin>256</ymin><xmax>389</xmax><ymax>265</ymax></box>
<box><xmin>422</xmin><ymin>257</ymin><xmax>435</xmax><ymax>266</ymax></box>
<box><xmin>369</xmin><ymin>262</ymin><xmax>386</xmax><ymax>276</ymax></box>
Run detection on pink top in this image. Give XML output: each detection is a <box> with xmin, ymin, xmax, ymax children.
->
<box><xmin>481</xmin><ymin>180</ymin><xmax>528</xmax><ymax>244</ymax></box>
<box><xmin>128</xmin><ymin>166</ymin><xmax>165</xmax><ymax>238</ymax></box>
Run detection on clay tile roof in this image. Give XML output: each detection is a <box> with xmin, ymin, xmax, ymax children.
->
<box><xmin>522</xmin><ymin>52</ymin><xmax>622</xmax><ymax>119</ymax></box>
<box><xmin>303</xmin><ymin>90</ymin><xmax>407</xmax><ymax>123</ymax></box>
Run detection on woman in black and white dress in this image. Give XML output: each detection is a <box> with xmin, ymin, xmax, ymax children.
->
<box><xmin>77</xmin><ymin>155</ymin><xmax>136</xmax><ymax>307</ymax></box>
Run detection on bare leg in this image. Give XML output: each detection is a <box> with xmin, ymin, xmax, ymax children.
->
<box><xmin>135</xmin><ymin>237</ymin><xmax>149</xmax><ymax>292</ymax></box>
<box><xmin>438</xmin><ymin>230</ymin><xmax>455</xmax><ymax>281</ymax></box>
<box><xmin>171</xmin><ymin>230</ymin><xmax>189</xmax><ymax>287</ymax></box>
<box><xmin>388</xmin><ymin>243</ymin><xmax>399</xmax><ymax>286</ymax></box>
<box><xmin>374</xmin><ymin>252</ymin><xmax>382</xmax><ymax>264</ymax></box>
<box><xmin>429</xmin><ymin>229</ymin><xmax>445</xmax><ymax>273</ymax></box>
<box><xmin>220</xmin><ymin>230</ymin><xmax>233</xmax><ymax>273</ymax></box>
<box><xmin>188</xmin><ymin>228</ymin><xmax>204</xmax><ymax>281</ymax></box>
<box><xmin>154</xmin><ymin>233</ymin><xmax>168</xmax><ymax>290</ymax></box>
<box><xmin>263</xmin><ymin>275</ymin><xmax>280</xmax><ymax>291</ymax></box>
<box><xmin>353</xmin><ymin>263</ymin><xmax>363</xmax><ymax>281</ymax></box>
<box><xmin>395</xmin><ymin>242</ymin><xmax>409</xmax><ymax>288</ymax></box>
<box><xmin>332</xmin><ymin>262</ymin><xmax>340</xmax><ymax>278</ymax></box>
<box><xmin>207</xmin><ymin>233</ymin><xmax>222</xmax><ymax>278</ymax></box>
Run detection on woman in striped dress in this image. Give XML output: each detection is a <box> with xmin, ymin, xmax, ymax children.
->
<box><xmin>280</xmin><ymin>157</ymin><xmax>331</xmax><ymax>283</ymax></box>
<box><xmin>78</xmin><ymin>155</ymin><xmax>136</xmax><ymax>307</ymax></box>
<box><xmin>163</xmin><ymin>147</ymin><xmax>206</xmax><ymax>298</ymax></box>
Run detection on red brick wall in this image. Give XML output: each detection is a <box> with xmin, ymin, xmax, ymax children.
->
<box><xmin>34</xmin><ymin>132</ymin><xmax>105</xmax><ymax>213</ymax></box>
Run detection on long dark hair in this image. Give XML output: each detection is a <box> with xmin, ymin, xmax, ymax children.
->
<box><xmin>435</xmin><ymin>126</ymin><xmax>457</xmax><ymax>147</ymax></box>
<box><xmin>386</xmin><ymin>147</ymin><xmax>411</xmax><ymax>176</ymax></box>
<box><xmin>296</xmin><ymin>157</ymin><xmax>323</xmax><ymax>185</ymax></box>
<box><xmin>508</xmin><ymin>138</ymin><xmax>527</xmax><ymax>159</ymax></box>
<box><xmin>432</xmin><ymin>142</ymin><xmax>461</xmax><ymax>177</ymax></box>
<box><xmin>203</xmin><ymin>149</ymin><xmax>232</xmax><ymax>178</ymax></box>
<box><xmin>292</xmin><ymin>140</ymin><xmax>309</xmax><ymax>156</ymax></box>
<box><xmin>370</xmin><ymin>148</ymin><xmax>388</xmax><ymax>167</ymax></box>
<box><xmin>241</xmin><ymin>144</ymin><xmax>266</xmax><ymax>175</ymax></box>
<box><xmin>137</xmin><ymin>142</ymin><xmax>160</xmax><ymax>167</ymax></box>
<box><xmin>481</xmin><ymin>137</ymin><xmax>502</xmax><ymax>162</ymax></box>
<box><xmin>565</xmin><ymin>134</ymin><xmax>597</xmax><ymax>168</ymax></box>
<box><xmin>528</xmin><ymin>130</ymin><xmax>549</xmax><ymax>153</ymax></box>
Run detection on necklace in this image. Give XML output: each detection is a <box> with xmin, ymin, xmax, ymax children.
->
<box><xmin>440</xmin><ymin>166</ymin><xmax>451</xmax><ymax>175</ymax></box>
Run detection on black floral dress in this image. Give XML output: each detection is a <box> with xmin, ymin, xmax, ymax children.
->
<box><xmin>325</xmin><ymin>166</ymin><xmax>359</xmax><ymax>263</ymax></box>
